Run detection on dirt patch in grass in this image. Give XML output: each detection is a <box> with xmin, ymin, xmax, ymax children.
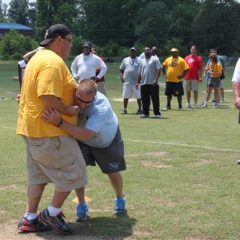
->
<box><xmin>140</xmin><ymin>160</ymin><xmax>172</xmax><ymax>169</ymax></box>
<box><xmin>0</xmin><ymin>184</ymin><xmax>24</xmax><ymax>191</ymax></box>
<box><xmin>133</xmin><ymin>226</ymin><xmax>154</xmax><ymax>237</ymax></box>
<box><xmin>193</xmin><ymin>159</ymin><xmax>213</xmax><ymax>167</ymax></box>
<box><xmin>186</xmin><ymin>236</ymin><xmax>218</xmax><ymax>240</ymax></box>
<box><xmin>128</xmin><ymin>151</ymin><xmax>169</xmax><ymax>158</ymax></box>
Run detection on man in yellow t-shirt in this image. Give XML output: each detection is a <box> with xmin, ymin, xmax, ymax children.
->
<box><xmin>16</xmin><ymin>24</ymin><xmax>87</xmax><ymax>235</ymax></box>
<box><xmin>162</xmin><ymin>48</ymin><xmax>189</xmax><ymax>110</ymax></box>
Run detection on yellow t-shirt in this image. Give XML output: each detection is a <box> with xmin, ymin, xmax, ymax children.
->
<box><xmin>207</xmin><ymin>62</ymin><xmax>222</xmax><ymax>78</ymax></box>
<box><xmin>163</xmin><ymin>56</ymin><xmax>189</xmax><ymax>83</ymax></box>
<box><xmin>17</xmin><ymin>49</ymin><xmax>77</xmax><ymax>137</ymax></box>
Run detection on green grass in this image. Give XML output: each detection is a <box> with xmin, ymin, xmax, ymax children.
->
<box><xmin>0</xmin><ymin>61</ymin><xmax>240</xmax><ymax>239</ymax></box>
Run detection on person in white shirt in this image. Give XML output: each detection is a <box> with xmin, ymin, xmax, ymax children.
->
<box><xmin>232</xmin><ymin>58</ymin><xmax>240</xmax><ymax>111</ymax></box>
<box><xmin>119</xmin><ymin>47</ymin><xmax>142</xmax><ymax>114</ymax></box>
<box><xmin>71</xmin><ymin>41</ymin><xmax>108</xmax><ymax>94</ymax></box>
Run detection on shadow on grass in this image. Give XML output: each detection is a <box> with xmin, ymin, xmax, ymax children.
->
<box><xmin>35</xmin><ymin>213</ymin><xmax>137</xmax><ymax>239</ymax></box>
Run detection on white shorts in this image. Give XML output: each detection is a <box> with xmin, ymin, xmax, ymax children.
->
<box><xmin>123</xmin><ymin>84</ymin><xmax>141</xmax><ymax>99</ymax></box>
<box><xmin>220</xmin><ymin>79</ymin><xmax>224</xmax><ymax>89</ymax></box>
<box><xmin>185</xmin><ymin>80</ymin><xmax>199</xmax><ymax>92</ymax></box>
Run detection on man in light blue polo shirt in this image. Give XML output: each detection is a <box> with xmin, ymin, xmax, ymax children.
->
<box><xmin>42</xmin><ymin>79</ymin><xmax>127</xmax><ymax>221</ymax></box>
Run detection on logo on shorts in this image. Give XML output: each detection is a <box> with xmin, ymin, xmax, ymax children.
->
<box><xmin>109</xmin><ymin>162</ymin><xmax>120</xmax><ymax>170</ymax></box>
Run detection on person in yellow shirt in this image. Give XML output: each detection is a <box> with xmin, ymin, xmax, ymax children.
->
<box><xmin>202</xmin><ymin>53</ymin><xmax>222</xmax><ymax>108</ymax></box>
<box><xmin>162</xmin><ymin>48</ymin><xmax>189</xmax><ymax>110</ymax></box>
<box><xmin>16</xmin><ymin>24</ymin><xmax>87</xmax><ymax>235</ymax></box>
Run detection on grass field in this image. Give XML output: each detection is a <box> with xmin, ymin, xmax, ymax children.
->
<box><xmin>0</xmin><ymin>61</ymin><xmax>240</xmax><ymax>240</ymax></box>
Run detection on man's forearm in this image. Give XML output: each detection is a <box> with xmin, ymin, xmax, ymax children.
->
<box><xmin>97</xmin><ymin>64</ymin><xmax>107</xmax><ymax>79</ymax></box>
<box><xmin>59</xmin><ymin>120</ymin><xmax>96</xmax><ymax>141</ymax></box>
<box><xmin>40</xmin><ymin>95</ymin><xmax>78</xmax><ymax>116</ymax></box>
<box><xmin>181</xmin><ymin>69</ymin><xmax>189</xmax><ymax>78</ymax></box>
<box><xmin>162</xmin><ymin>66</ymin><xmax>166</xmax><ymax>76</ymax></box>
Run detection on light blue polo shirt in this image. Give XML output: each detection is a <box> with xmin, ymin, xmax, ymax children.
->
<box><xmin>80</xmin><ymin>92</ymin><xmax>118</xmax><ymax>148</ymax></box>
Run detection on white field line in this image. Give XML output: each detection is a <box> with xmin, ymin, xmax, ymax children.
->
<box><xmin>125</xmin><ymin>139</ymin><xmax>240</xmax><ymax>153</ymax></box>
<box><xmin>1</xmin><ymin>126</ymin><xmax>16</xmax><ymax>130</ymax></box>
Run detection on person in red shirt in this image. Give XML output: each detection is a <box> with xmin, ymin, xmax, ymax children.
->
<box><xmin>184</xmin><ymin>45</ymin><xmax>203</xmax><ymax>108</ymax></box>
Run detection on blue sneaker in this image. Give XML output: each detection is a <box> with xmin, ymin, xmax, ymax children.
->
<box><xmin>114</xmin><ymin>197</ymin><xmax>126</xmax><ymax>215</ymax></box>
<box><xmin>76</xmin><ymin>203</ymin><xmax>89</xmax><ymax>222</ymax></box>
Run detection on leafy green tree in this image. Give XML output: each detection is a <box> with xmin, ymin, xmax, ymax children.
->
<box><xmin>70</xmin><ymin>34</ymin><xmax>84</xmax><ymax>56</ymax></box>
<box><xmin>35</xmin><ymin>0</ymin><xmax>81</xmax><ymax>42</ymax></box>
<box><xmin>0</xmin><ymin>1</ymin><xmax>8</xmax><ymax>22</ymax></box>
<box><xmin>79</xmin><ymin>0</ymin><xmax>144</xmax><ymax>46</ymax></box>
<box><xmin>0</xmin><ymin>30</ymin><xmax>38</xmax><ymax>60</ymax></box>
<box><xmin>135</xmin><ymin>1</ymin><xmax>170</xmax><ymax>47</ymax></box>
<box><xmin>0</xmin><ymin>0</ymin><xmax>4</xmax><ymax>21</ymax></box>
<box><xmin>191</xmin><ymin>0</ymin><xmax>240</xmax><ymax>55</ymax></box>
<box><xmin>8</xmin><ymin>0</ymin><xmax>30</xmax><ymax>25</ymax></box>
<box><xmin>28</xmin><ymin>2</ymin><xmax>37</xmax><ymax>29</ymax></box>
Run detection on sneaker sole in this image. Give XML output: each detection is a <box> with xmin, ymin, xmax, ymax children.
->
<box><xmin>18</xmin><ymin>224</ymin><xmax>51</xmax><ymax>233</ymax></box>
<box><xmin>114</xmin><ymin>209</ymin><xmax>127</xmax><ymax>215</ymax></box>
<box><xmin>76</xmin><ymin>215</ymin><xmax>89</xmax><ymax>222</ymax></box>
<box><xmin>38</xmin><ymin>214</ymin><xmax>72</xmax><ymax>235</ymax></box>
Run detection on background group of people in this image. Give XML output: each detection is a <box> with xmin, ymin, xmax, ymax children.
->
<box><xmin>119</xmin><ymin>45</ymin><xmax>226</xmax><ymax>117</ymax></box>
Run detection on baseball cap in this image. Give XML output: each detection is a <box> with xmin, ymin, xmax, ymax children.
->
<box><xmin>82</xmin><ymin>41</ymin><xmax>92</xmax><ymax>49</ymax></box>
<box><xmin>170</xmin><ymin>48</ymin><xmax>179</xmax><ymax>52</ymax></box>
<box><xmin>130</xmin><ymin>47</ymin><xmax>137</xmax><ymax>51</ymax></box>
<box><xmin>39</xmin><ymin>24</ymin><xmax>71</xmax><ymax>47</ymax></box>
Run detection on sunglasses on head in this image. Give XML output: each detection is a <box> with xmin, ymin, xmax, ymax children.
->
<box><xmin>76</xmin><ymin>95</ymin><xmax>94</xmax><ymax>104</ymax></box>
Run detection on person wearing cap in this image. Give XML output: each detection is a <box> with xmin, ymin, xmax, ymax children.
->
<box><xmin>42</xmin><ymin>79</ymin><xmax>127</xmax><ymax>219</ymax></box>
<box><xmin>16</xmin><ymin>24</ymin><xmax>87</xmax><ymax>235</ymax></box>
<box><xmin>162</xmin><ymin>48</ymin><xmax>189</xmax><ymax>110</ymax></box>
<box><xmin>71</xmin><ymin>41</ymin><xmax>108</xmax><ymax>95</ymax></box>
<box><xmin>119</xmin><ymin>47</ymin><xmax>142</xmax><ymax>114</ymax></box>
<box><xmin>137</xmin><ymin>47</ymin><xmax>162</xmax><ymax>118</ymax></box>
<box><xmin>184</xmin><ymin>45</ymin><xmax>203</xmax><ymax>108</ymax></box>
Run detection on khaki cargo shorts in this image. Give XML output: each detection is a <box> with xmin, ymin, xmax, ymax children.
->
<box><xmin>185</xmin><ymin>79</ymin><xmax>199</xmax><ymax>92</ymax></box>
<box><xmin>24</xmin><ymin>136</ymin><xmax>87</xmax><ymax>192</ymax></box>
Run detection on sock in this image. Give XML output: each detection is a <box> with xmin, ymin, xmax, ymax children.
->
<box><xmin>24</xmin><ymin>212</ymin><xmax>38</xmax><ymax>221</ymax></box>
<box><xmin>47</xmin><ymin>205</ymin><xmax>61</xmax><ymax>217</ymax></box>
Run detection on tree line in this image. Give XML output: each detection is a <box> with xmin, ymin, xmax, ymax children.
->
<box><xmin>0</xmin><ymin>0</ymin><xmax>240</xmax><ymax>59</ymax></box>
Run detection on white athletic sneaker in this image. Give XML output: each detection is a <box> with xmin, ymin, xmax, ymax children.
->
<box><xmin>202</xmin><ymin>102</ymin><xmax>208</xmax><ymax>108</ymax></box>
<box><xmin>192</xmin><ymin>103</ymin><xmax>198</xmax><ymax>108</ymax></box>
<box><xmin>186</xmin><ymin>103</ymin><xmax>191</xmax><ymax>108</ymax></box>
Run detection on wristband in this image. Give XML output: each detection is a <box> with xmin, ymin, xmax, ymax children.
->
<box><xmin>56</xmin><ymin>119</ymin><xmax>63</xmax><ymax>127</ymax></box>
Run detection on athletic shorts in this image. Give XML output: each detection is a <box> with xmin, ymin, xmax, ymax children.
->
<box><xmin>24</xmin><ymin>136</ymin><xmax>87</xmax><ymax>192</ymax></box>
<box><xmin>78</xmin><ymin>128</ymin><xmax>126</xmax><ymax>174</ymax></box>
<box><xmin>185</xmin><ymin>80</ymin><xmax>199</xmax><ymax>92</ymax></box>
<box><xmin>165</xmin><ymin>82</ymin><xmax>184</xmax><ymax>96</ymax></box>
<box><xmin>208</xmin><ymin>77</ymin><xmax>221</xmax><ymax>88</ymax></box>
<box><xmin>123</xmin><ymin>84</ymin><xmax>141</xmax><ymax>99</ymax></box>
